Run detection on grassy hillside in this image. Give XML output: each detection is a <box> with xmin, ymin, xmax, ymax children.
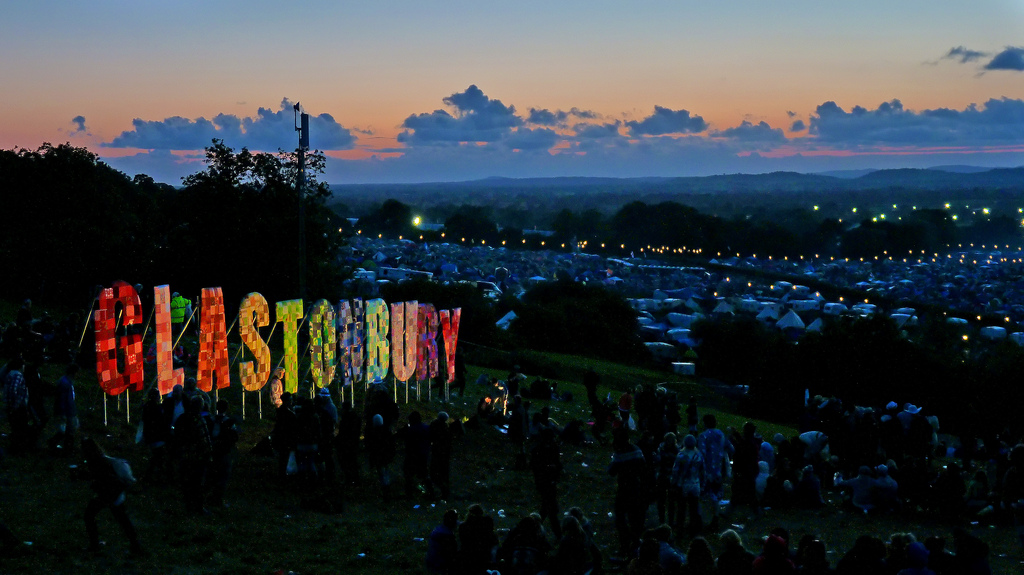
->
<box><xmin>2</xmin><ymin>358</ymin><xmax>1020</xmax><ymax>574</ymax></box>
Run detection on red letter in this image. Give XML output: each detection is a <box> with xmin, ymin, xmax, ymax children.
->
<box><xmin>94</xmin><ymin>281</ymin><xmax>143</xmax><ymax>396</ymax></box>
<box><xmin>439</xmin><ymin>308</ymin><xmax>461</xmax><ymax>385</ymax></box>
<box><xmin>417</xmin><ymin>304</ymin><xmax>439</xmax><ymax>381</ymax></box>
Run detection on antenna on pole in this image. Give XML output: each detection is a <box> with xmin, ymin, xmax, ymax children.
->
<box><xmin>294</xmin><ymin>102</ymin><xmax>309</xmax><ymax>300</ymax></box>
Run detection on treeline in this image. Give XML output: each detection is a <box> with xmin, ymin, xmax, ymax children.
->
<box><xmin>353</xmin><ymin>197</ymin><xmax>1016</xmax><ymax>260</ymax></box>
<box><xmin>692</xmin><ymin>314</ymin><xmax>1024</xmax><ymax>437</ymax></box>
<box><xmin>0</xmin><ymin>142</ymin><xmax>342</xmax><ymax>306</ymax></box>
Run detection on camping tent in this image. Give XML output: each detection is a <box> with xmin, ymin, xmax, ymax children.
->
<box><xmin>776</xmin><ymin>310</ymin><xmax>805</xmax><ymax>330</ymax></box>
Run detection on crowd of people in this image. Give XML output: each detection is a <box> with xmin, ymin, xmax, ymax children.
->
<box><xmin>1</xmin><ymin>295</ymin><xmax>1022</xmax><ymax>573</ymax></box>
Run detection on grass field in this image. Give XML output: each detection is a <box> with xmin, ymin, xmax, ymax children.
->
<box><xmin>2</xmin><ymin>339</ymin><xmax>1022</xmax><ymax>573</ymax></box>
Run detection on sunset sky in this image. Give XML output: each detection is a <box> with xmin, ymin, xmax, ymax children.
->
<box><xmin>2</xmin><ymin>1</ymin><xmax>1022</xmax><ymax>184</ymax></box>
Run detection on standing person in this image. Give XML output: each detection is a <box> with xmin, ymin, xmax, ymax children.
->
<box><xmin>177</xmin><ymin>396</ymin><xmax>213</xmax><ymax>515</ymax></box>
<box><xmin>3</xmin><ymin>358</ymin><xmax>31</xmax><ymax>453</ymax></box>
<box><xmin>207</xmin><ymin>399</ymin><xmax>238</xmax><ymax>508</ymax></box>
<box><xmin>430</xmin><ymin>412</ymin><xmax>454</xmax><ymax>501</ymax></box>
<box><xmin>271</xmin><ymin>392</ymin><xmax>298</xmax><ymax>480</ymax></box>
<box><xmin>366</xmin><ymin>413</ymin><xmax>396</xmax><ymax>501</ymax></box>
<box><xmin>314</xmin><ymin>392</ymin><xmax>338</xmax><ymax>484</ymax></box>
<box><xmin>698</xmin><ymin>414</ymin><xmax>729</xmax><ymax>531</ymax></box>
<box><xmin>717</xmin><ymin>529</ymin><xmax>756</xmax><ymax>575</ymax></box>
<box><xmin>1001</xmin><ymin>444</ymin><xmax>1024</xmax><ymax>550</ymax></box>
<box><xmin>509</xmin><ymin>395</ymin><xmax>529</xmax><ymax>469</ymax></box>
<box><xmin>730</xmin><ymin>422</ymin><xmax>761</xmax><ymax>516</ymax></box>
<box><xmin>401</xmin><ymin>411</ymin><xmax>432</xmax><ymax>498</ymax></box>
<box><xmin>655</xmin><ymin>432</ymin><xmax>680</xmax><ymax>526</ymax></box>
<box><xmin>619</xmin><ymin>389</ymin><xmax>634</xmax><ymax>429</ymax></box>
<box><xmin>685</xmin><ymin>536</ymin><xmax>716</xmax><ymax>575</ymax></box>
<box><xmin>609</xmin><ymin>428</ymin><xmax>647</xmax><ymax>557</ymax></box>
<box><xmin>294</xmin><ymin>396</ymin><xmax>323</xmax><ymax>488</ymax></box>
<box><xmin>752</xmin><ymin>534</ymin><xmax>796</xmax><ymax>574</ymax></box>
<box><xmin>80</xmin><ymin>438</ymin><xmax>144</xmax><ymax>556</ymax></box>
<box><xmin>685</xmin><ymin>396</ymin><xmax>699</xmax><ymax>434</ymax></box>
<box><xmin>169</xmin><ymin>292</ymin><xmax>191</xmax><ymax>340</ymax></box>
<box><xmin>23</xmin><ymin>362</ymin><xmax>48</xmax><ymax>432</ymax></box>
<box><xmin>52</xmin><ymin>364</ymin><xmax>79</xmax><ymax>452</ymax></box>
<box><xmin>459</xmin><ymin>504</ymin><xmax>500</xmax><ymax>574</ymax></box>
<box><xmin>336</xmin><ymin>402</ymin><xmax>362</xmax><ymax>486</ymax></box>
<box><xmin>672</xmin><ymin>434</ymin><xmax>706</xmax><ymax>538</ymax></box>
<box><xmin>426</xmin><ymin>509</ymin><xmax>460</xmax><ymax>574</ymax></box>
<box><xmin>531</xmin><ymin>427</ymin><xmax>563</xmax><ymax>540</ymax></box>
<box><xmin>141</xmin><ymin>387</ymin><xmax>170</xmax><ymax>481</ymax></box>
<box><xmin>268</xmin><ymin>367</ymin><xmax>285</xmax><ymax>409</ymax></box>
<box><xmin>162</xmin><ymin>385</ymin><xmax>186</xmax><ymax>479</ymax></box>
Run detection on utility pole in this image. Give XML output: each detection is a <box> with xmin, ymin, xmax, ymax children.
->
<box><xmin>294</xmin><ymin>103</ymin><xmax>309</xmax><ymax>300</ymax></box>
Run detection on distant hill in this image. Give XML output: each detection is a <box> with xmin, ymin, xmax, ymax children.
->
<box><xmin>332</xmin><ymin>166</ymin><xmax>1024</xmax><ymax>197</ymax></box>
<box><xmin>928</xmin><ymin>165</ymin><xmax>995</xmax><ymax>174</ymax></box>
<box><xmin>814</xmin><ymin>169</ymin><xmax>877</xmax><ymax>179</ymax></box>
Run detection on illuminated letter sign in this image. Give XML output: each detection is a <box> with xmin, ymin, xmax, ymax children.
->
<box><xmin>154</xmin><ymin>285</ymin><xmax>184</xmax><ymax>395</ymax></box>
<box><xmin>309</xmin><ymin>299</ymin><xmax>336</xmax><ymax>390</ymax></box>
<box><xmin>238</xmin><ymin>292</ymin><xmax>271</xmax><ymax>392</ymax></box>
<box><xmin>276</xmin><ymin>299</ymin><xmax>304</xmax><ymax>394</ymax></box>
<box><xmin>365</xmin><ymin>298</ymin><xmax>390</xmax><ymax>383</ymax></box>
<box><xmin>417</xmin><ymin>304</ymin><xmax>439</xmax><ymax>381</ymax></box>
<box><xmin>440</xmin><ymin>308</ymin><xmax>461</xmax><ymax>384</ymax></box>
<box><xmin>390</xmin><ymin>301</ymin><xmax>418</xmax><ymax>383</ymax></box>
<box><xmin>198</xmin><ymin>287</ymin><xmax>231</xmax><ymax>392</ymax></box>
<box><xmin>94</xmin><ymin>281</ymin><xmax>143</xmax><ymax>396</ymax></box>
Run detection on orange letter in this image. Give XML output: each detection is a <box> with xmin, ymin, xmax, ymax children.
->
<box><xmin>238</xmin><ymin>292</ymin><xmax>271</xmax><ymax>392</ymax></box>
<box><xmin>198</xmin><ymin>287</ymin><xmax>231</xmax><ymax>392</ymax></box>
<box><xmin>390</xmin><ymin>301</ymin><xmax>418</xmax><ymax>383</ymax></box>
<box><xmin>154</xmin><ymin>285</ymin><xmax>184</xmax><ymax>395</ymax></box>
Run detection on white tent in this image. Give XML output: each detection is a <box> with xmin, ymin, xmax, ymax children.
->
<box><xmin>790</xmin><ymin>299</ymin><xmax>820</xmax><ymax>312</ymax></box>
<box><xmin>666</xmin><ymin>328</ymin><xmax>692</xmax><ymax>343</ymax></box>
<box><xmin>852</xmin><ymin>303</ymin><xmax>877</xmax><ymax>315</ymax></box>
<box><xmin>667</xmin><ymin>312</ymin><xmax>695</xmax><ymax>328</ymax></box>
<box><xmin>672</xmin><ymin>362</ymin><xmax>696</xmax><ymax>375</ymax></box>
<box><xmin>891</xmin><ymin>313</ymin><xmax>912</xmax><ymax>328</ymax></box>
<box><xmin>685</xmin><ymin>298</ymin><xmax>703</xmax><ymax>313</ymax></box>
<box><xmin>823</xmin><ymin>302</ymin><xmax>847</xmax><ymax>315</ymax></box>
<box><xmin>756</xmin><ymin>306</ymin><xmax>780</xmax><ymax>321</ymax></box>
<box><xmin>776</xmin><ymin>310</ymin><xmax>805</xmax><ymax>330</ymax></box>
<box><xmin>712</xmin><ymin>300</ymin><xmax>735</xmax><ymax>315</ymax></box>
<box><xmin>644</xmin><ymin>342</ymin><xmax>677</xmax><ymax>359</ymax></box>
<box><xmin>806</xmin><ymin>318</ymin><xmax>824</xmax><ymax>332</ymax></box>
<box><xmin>496</xmin><ymin>310</ymin><xmax>517</xmax><ymax>330</ymax></box>
<box><xmin>736</xmin><ymin>299</ymin><xmax>759</xmax><ymax>313</ymax></box>
<box><xmin>980</xmin><ymin>326</ymin><xmax>1007</xmax><ymax>340</ymax></box>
